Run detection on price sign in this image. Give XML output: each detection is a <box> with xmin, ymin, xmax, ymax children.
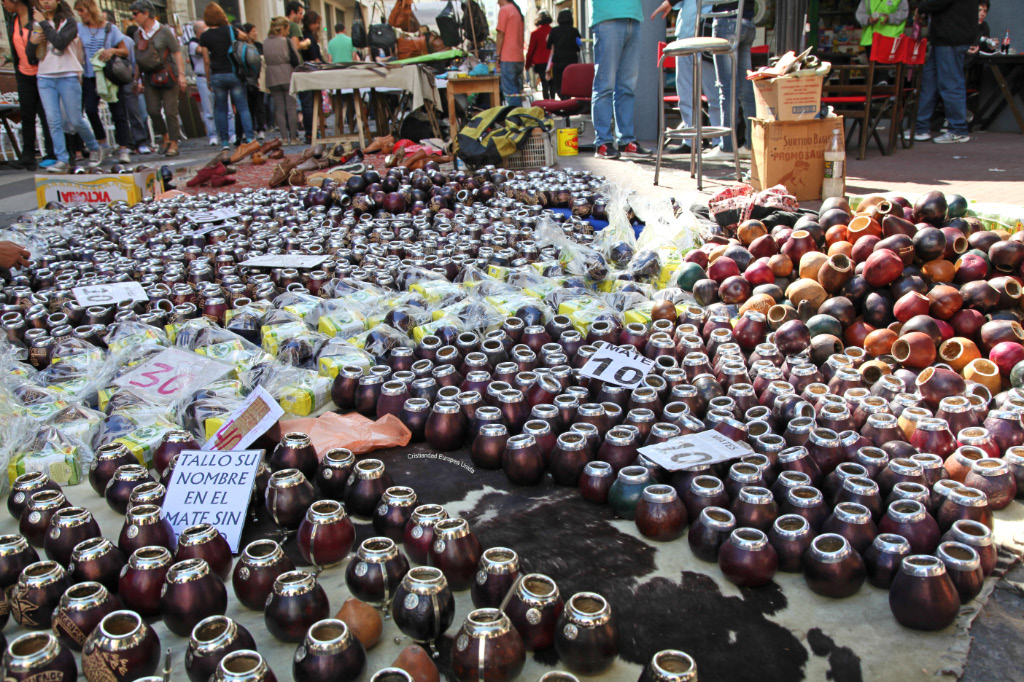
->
<box><xmin>72</xmin><ymin>282</ymin><xmax>148</xmax><ymax>307</ymax></box>
<box><xmin>239</xmin><ymin>254</ymin><xmax>329</xmax><ymax>269</ymax></box>
<box><xmin>114</xmin><ymin>348</ymin><xmax>232</xmax><ymax>404</ymax></box>
<box><xmin>203</xmin><ymin>386</ymin><xmax>285</xmax><ymax>451</ymax></box>
<box><xmin>186</xmin><ymin>208</ymin><xmax>240</xmax><ymax>224</ymax></box>
<box><xmin>579</xmin><ymin>343</ymin><xmax>656</xmax><ymax>388</ymax></box>
<box><xmin>162</xmin><ymin>449</ymin><xmax>262</xmax><ymax>552</ymax></box>
<box><xmin>638</xmin><ymin>430</ymin><xmax>753</xmax><ymax>471</ymax></box>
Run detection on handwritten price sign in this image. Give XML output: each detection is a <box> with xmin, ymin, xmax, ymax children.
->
<box><xmin>580</xmin><ymin>343</ymin><xmax>656</xmax><ymax>388</ymax></box>
<box><xmin>114</xmin><ymin>348</ymin><xmax>232</xmax><ymax>404</ymax></box>
<box><xmin>638</xmin><ymin>430</ymin><xmax>753</xmax><ymax>471</ymax></box>
<box><xmin>203</xmin><ymin>386</ymin><xmax>284</xmax><ymax>451</ymax></box>
<box><xmin>72</xmin><ymin>282</ymin><xmax>148</xmax><ymax>307</ymax></box>
<box><xmin>239</xmin><ymin>254</ymin><xmax>329</xmax><ymax>269</ymax></box>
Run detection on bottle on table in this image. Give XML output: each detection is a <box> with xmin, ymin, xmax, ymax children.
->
<box><xmin>1002</xmin><ymin>30</ymin><xmax>1011</xmax><ymax>55</ymax></box>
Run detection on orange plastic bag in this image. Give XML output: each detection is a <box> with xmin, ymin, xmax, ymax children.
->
<box><xmin>274</xmin><ymin>412</ymin><xmax>411</xmax><ymax>457</ymax></box>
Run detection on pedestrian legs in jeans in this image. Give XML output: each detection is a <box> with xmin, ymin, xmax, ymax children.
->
<box><xmin>37</xmin><ymin>75</ymin><xmax>101</xmax><ymax>168</ymax></box>
<box><xmin>499</xmin><ymin>61</ymin><xmax>524</xmax><ymax>106</ymax></box>
<box><xmin>211</xmin><ymin>72</ymin><xmax>254</xmax><ymax>148</ymax></box>
<box><xmin>915</xmin><ymin>44</ymin><xmax>970</xmax><ymax>142</ymax></box>
<box><xmin>591</xmin><ymin>18</ymin><xmax>641</xmax><ymax>150</ymax></box>
<box><xmin>713</xmin><ymin>17</ymin><xmax>756</xmax><ymax>153</ymax></box>
<box><xmin>81</xmin><ymin>76</ymin><xmax>109</xmax><ymax>146</ymax></box>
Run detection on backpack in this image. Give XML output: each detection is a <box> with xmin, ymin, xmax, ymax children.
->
<box><xmin>228</xmin><ymin>26</ymin><xmax>262</xmax><ymax>83</ymax></box>
<box><xmin>456</xmin><ymin>106</ymin><xmax>553</xmax><ymax>167</ymax></box>
<box><xmin>436</xmin><ymin>0</ymin><xmax>461</xmax><ymax>47</ymax></box>
<box><xmin>352</xmin><ymin>4</ymin><xmax>367</xmax><ymax>48</ymax></box>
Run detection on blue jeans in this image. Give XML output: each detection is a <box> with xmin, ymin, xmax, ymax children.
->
<box><xmin>500</xmin><ymin>61</ymin><xmax>524</xmax><ymax>107</ymax></box>
<box><xmin>916</xmin><ymin>44</ymin><xmax>969</xmax><ymax>136</ymax></box>
<box><xmin>37</xmin><ymin>76</ymin><xmax>99</xmax><ymax>164</ymax></box>
<box><xmin>592</xmin><ymin>18</ymin><xmax>641</xmax><ymax>146</ymax></box>
<box><xmin>672</xmin><ymin>1</ymin><xmax>722</xmax><ymax>132</ymax></box>
<box><xmin>713</xmin><ymin>18</ymin><xmax>757</xmax><ymax>151</ymax></box>
<box><xmin>210</xmin><ymin>72</ymin><xmax>253</xmax><ymax>144</ymax></box>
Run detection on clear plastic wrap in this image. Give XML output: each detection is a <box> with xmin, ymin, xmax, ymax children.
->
<box><xmin>261</xmin><ymin>362</ymin><xmax>333</xmax><ymax>417</ymax></box>
<box><xmin>6</xmin><ymin>424</ymin><xmax>91</xmax><ymax>486</ymax></box>
<box><xmin>316</xmin><ymin>338</ymin><xmax>377</xmax><ymax>379</ymax></box>
<box><xmin>534</xmin><ymin>218</ymin><xmax>610</xmax><ymax>281</ymax></box>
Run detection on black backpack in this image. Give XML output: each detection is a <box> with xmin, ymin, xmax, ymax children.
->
<box><xmin>352</xmin><ymin>5</ymin><xmax>368</xmax><ymax>48</ymax></box>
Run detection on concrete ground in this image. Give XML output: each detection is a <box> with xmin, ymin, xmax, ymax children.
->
<box><xmin>2</xmin><ymin>123</ymin><xmax>1024</xmax><ymax>680</ymax></box>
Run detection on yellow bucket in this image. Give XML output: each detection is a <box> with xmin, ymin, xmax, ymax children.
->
<box><xmin>557</xmin><ymin>128</ymin><xmax>578</xmax><ymax>156</ymax></box>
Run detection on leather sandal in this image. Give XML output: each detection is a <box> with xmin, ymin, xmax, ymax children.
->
<box><xmin>288</xmin><ymin>168</ymin><xmax>306</xmax><ymax>186</ymax></box>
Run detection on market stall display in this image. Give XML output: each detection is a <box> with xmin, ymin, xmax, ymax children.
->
<box><xmin>0</xmin><ymin>168</ymin><xmax>1023</xmax><ymax>681</ymax></box>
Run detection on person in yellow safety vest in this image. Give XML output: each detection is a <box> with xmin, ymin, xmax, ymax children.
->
<box><xmin>856</xmin><ymin>0</ymin><xmax>909</xmax><ymax>46</ymax></box>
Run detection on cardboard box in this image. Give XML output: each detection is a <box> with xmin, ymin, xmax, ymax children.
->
<box><xmin>35</xmin><ymin>170</ymin><xmax>162</xmax><ymax>209</ymax></box>
<box><xmin>753</xmin><ymin>74</ymin><xmax>824</xmax><ymax>121</ymax></box>
<box><xmin>750</xmin><ymin>117</ymin><xmax>844</xmax><ymax>202</ymax></box>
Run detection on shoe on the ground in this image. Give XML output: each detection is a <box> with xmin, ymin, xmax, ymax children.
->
<box><xmin>668</xmin><ymin>143</ymin><xmax>692</xmax><ymax>154</ymax></box>
<box><xmin>208</xmin><ymin>137</ymin><xmax>219</xmax><ymax>146</ymax></box>
<box><xmin>257</xmin><ymin>131</ymin><xmax>266</xmax><ymax>141</ymax></box>
<box><xmin>703</xmin><ymin>146</ymin><xmax>731</xmax><ymax>159</ymax></box>
<box><xmin>117</xmin><ymin>149</ymin><xmax>131</xmax><ymax>164</ymax></box>
<box><xmin>87</xmin><ymin>147</ymin><xmax>104</xmax><ymax>167</ymax></box>
<box><xmin>933</xmin><ymin>132</ymin><xmax>970</xmax><ymax>144</ymax></box>
<box><xmin>619</xmin><ymin>142</ymin><xmax>653</xmax><ymax>157</ymax></box>
<box><xmin>46</xmin><ymin>161</ymin><xmax>71</xmax><ymax>173</ymax></box>
<box><xmin>39</xmin><ymin>158</ymin><xmax>57</xmax><ymax>168</ymax></box>
<box><xmin>137</xmin><ymin>145</ymin><xmax>152</xmax><ymax>154</ymax></box>
<box><xmin>8</xmin><ymin>158</ymin><xmax>36</xmax><ymax>171</ymax></box>
<box><xmin>595</xmin><ymin>143</ymin><xmax>620</xmax><ymax>159</ymax></box>
<box><xmin>914</xmin><ymin>131</ymin><xmax>932</xmax><ymax>141</ymax></box>
<box><xmin>737</xmin><ymin>146</ymin><xmax>752</xmax><ymax>159</ymax></box>
<box><xmin>231</xmin><ymin>139</ymin><xmax>261</xmax><ymax>163</ymax></box>
<box><xmin>289</xmin><ymin>137</ymin><xmax>302</xmax><ymax>146</ymax></box>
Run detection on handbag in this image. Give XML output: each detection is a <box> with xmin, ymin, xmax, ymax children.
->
<box><xmin>388</xmin><ymin>0</ymin><xmax>420</xmax><ymax>33</ymax></box>
<box><xmin>436</xmin><ymin>0</ymin><xmax>461</xmax><ymax>47</ymax></box>
<box><xmin>352</xmin><ymin>4</ymin><xmax>368</xmax><ymax>48</ymax></box>
<box><xmin>100</xmin><ymin>24</ymin><xmax>133</xmax><ymax>85</ymax></box>
<box><xmin>368</xmin><ymin>1</ymin><xmax>397</xmax><ymax>53</ymax></box>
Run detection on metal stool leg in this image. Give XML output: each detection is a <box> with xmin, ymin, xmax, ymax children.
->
<box><xmin>730</xmin><ymin>48</ymin><xmax>741</xmax><ymax>181</ymax></box>
<box><xmin>694</xmin><ymin>55</ymin><xmax>704</xmax><ymax>191</ymax></box>
<box><xmin>655</xmin><ymin>60</ymin><xmax>666</xmax><ymax>185</ymax></box>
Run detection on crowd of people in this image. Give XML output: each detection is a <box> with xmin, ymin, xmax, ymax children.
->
<box><xmin>0</xmin><ymin>0</ymin><xmax>1002</xmax><ymax>172</ymax></box>
<box><xmin>1</xmin><ymin>0</ymin><xmax>367</xmax><ymax>173</ymax></box>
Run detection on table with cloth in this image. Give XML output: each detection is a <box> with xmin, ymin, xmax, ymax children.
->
<box><xmin>290</xmin><ymin>63</ymin><xmax>444</xmax><ymax>148</ymax></box>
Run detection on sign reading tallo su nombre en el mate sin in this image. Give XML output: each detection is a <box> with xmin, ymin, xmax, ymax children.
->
<box><xmin>161</xmin><ymin>449</ymin><xmax>262</xmax><ymax>553</ymax></box>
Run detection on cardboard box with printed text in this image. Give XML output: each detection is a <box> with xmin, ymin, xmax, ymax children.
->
<box><xmin>750</xmin><ymin>117</ymin><xmax>845</xmax><ymax>202</ymax></box>
<box><xmin>35</xmin><ymin>170</ymin><xmax>162</xmax><ymax>209</ymax></box>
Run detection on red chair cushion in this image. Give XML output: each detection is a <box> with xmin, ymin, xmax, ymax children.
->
<box><xmin>822</xmin><ymin>95</ymin><xmax>890</xmax><ymax>104</ymax></box>
<box><xmin>534</xmin><ymin>99</ymin><xmax>584</xmax><ymax>116</ymax></box>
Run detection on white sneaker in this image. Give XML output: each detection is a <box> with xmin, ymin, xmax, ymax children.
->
<box><xmin>737</xmin><ymin>146</ymin><xmax>752</xmax><ymax>159</ymax></box>
<box><xmin>46</xmin><ymin>161</ymin><xmax>71</xmax><ymax>173</ymax></box>
<box><xmin>208</xmin><ymin>137</ymin><xmax>219</xmax><ymax>146</ymax></box>
<box><xmin>87</xmin><ymin>147</ymin><xmax>104</xmax><ymax>168</ymax></box>
<box><xmin>703</xmin><ymin>146</ymin><xmax>731</xmax><ymax>160</ymax></box>
<box><xmin>933</xmin><ymin>132</ymin><xmax>970</xmax><ymax>144</ymax></box>
<box><xmin>138</xmin><ymin>145</ymin><xmax>153</xmax><ymax>154</ymax></box>
<box><xmin>257</xmin><ymin>131</ymin><xmax>266</xmax><ymax>141</ymax></box>
<box><xmin>117</xmin><ymin>149</ymin><xmax>131</xmax><ymax>164</ymax></box>
<box><xmin>914</xmin><ymin>131</ymin><xmax>932</xmax><ymax>141</ymax></box>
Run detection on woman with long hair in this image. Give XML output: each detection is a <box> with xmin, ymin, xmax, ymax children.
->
<box><xmin>198</xmin><ymin>2</ymin><xmax>255</xmax><ymax>152</ymax></box>
<box><xmin>526</xmin><ymin>11</ymin><xmax>553</xmax><ymax>99</ymax></box>
<box><xmin>2</xmin><ymin>0</ymin><xmax>56</xmax><ymax>170</ymax></box>
<box><xmin>74</xmin><ymin>0</ymin><xmax>132</xmax><ymax>164</ymax></box>
<box><xmin>263</xmin><ymin>16</ymin><xmax>299</xmax><ymax>143</ymax></box>
<box><xmin>546</xmin><ymin>8</ymin><xmax>580</xmax><ymax>98</ymax></box>
<box><xmin>29</xmin><ymin>0</ymin><xmax>103</xmax><ymax>172</ymax></box>
<box><xmin>298</xmin><ymin>9</ymin><xmax>323</xmax><ymax>144</ymax></box>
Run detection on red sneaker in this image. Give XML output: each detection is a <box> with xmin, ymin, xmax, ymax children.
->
<box><xmin>594</xmin><ymin>144</ymin><xmax>620</xmax><ymax>159</ymax></box>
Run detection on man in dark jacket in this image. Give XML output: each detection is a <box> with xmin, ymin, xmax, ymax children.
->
<box><xmin>914</xmin><ymin>0</ymin><xmax>979</xmax><ymax>144</ymax></box>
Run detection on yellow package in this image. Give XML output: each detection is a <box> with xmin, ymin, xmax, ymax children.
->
<box><xmin>486</xmin><ymin>264</ymin><xmax>509</xmax><ymax>281</ymax></box>
<box><xmin>409</xmin><ymin>280</ymin><xmax>463</xmax><ymax>304</ymax></box>
<box><xmin>275</xmin><ymin>376</ymin><xmax>331</xmax><ymax>416</ymax></box>
<box><xmin>412</xmin><ymin>317</ymin><xmax>457</xmax><ymax>343</ymax></box>
<box><xmin>7</xmin><ymin>447</ymin><xmax>82</xmax><ymax>486</ymax></box>
<box><xmin>112</xmin><ymin>423</ymin><xmax>176</xmax><ymax>468</ymax></box>
<box><xmin>318</xmin><ymin>308</ymin><xmax>368</xmax><ymax>337</ymax></box>
<box><xmin>261</xmin><ymin>322</ymin><xmax>308</xmax><ymax>356</ymax></box>
<box><xmin>318</xmin><ymin>353</ymin><xmax>374</xmax><ymax>379</ymax></box>
<box><xmin>656</xmin><ymin>245</ymin><xmax>684</xmax><ymax>289</ymax></box>
<box><xmin>15</xmin><ymin>399</ymin><xmax>70</xmax><ymax>421</ymax></box>
<box><xmin>558</xmin><ymin>297</ymin><xmax>616</xmax><ymax>334</ymax></box>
